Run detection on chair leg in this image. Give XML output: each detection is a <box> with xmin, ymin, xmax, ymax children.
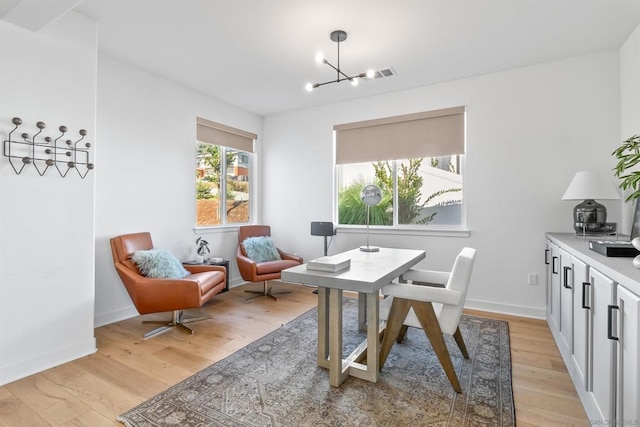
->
<box><xmin>141</xmin><ymin>310</ymin><xmax>210</xmax><ymax>339</ymax></box>
<box><xmin>397</xmin><ymin>325</ymin><xmax>409</xmax><ymax>343</ymax></box>
<box><xmin>412</xmin><ymin>301</ymin><xmax>462</xmax><ymax>393</ymax></box>
<box><xmin>245</xmin><ymin>281</ymin><xmax>291</xmax><ymax>301</ymax></box>
<box><xmin>379</xmin><ymin>297</ymin><xmax>412</xmax><ymax>370</ymax></box>
<box><xmin>453</xmin><ymin>326</ymin><xmax>470</xmax><ymax>359</ymax></box>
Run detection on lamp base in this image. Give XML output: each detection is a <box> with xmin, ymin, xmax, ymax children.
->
<box><xmin>360</xmin><ymin>245</ymin><xmax>379</xmax><ymax>252</ymax></box>
<box><xmin>573</xmin><ymin>199</ymin><xmax>607</xmax><ymax>233</ymax></box>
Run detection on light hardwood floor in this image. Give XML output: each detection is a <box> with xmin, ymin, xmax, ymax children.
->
<box><xmin>0</xmin><ymin>282</ymin><xmax>589</xmax><ymax>426</ymax></box>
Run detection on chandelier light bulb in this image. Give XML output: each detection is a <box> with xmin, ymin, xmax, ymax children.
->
<box><xmin>305</xmin><ymin>83</ymin><xmax>314</xmax><ymax>92</ymax></box>
<box><xmin>351</xmin><ymin>78</ymin><xmax>359</xmax><ymax>86</ymax></box>
<box><xmin>366</xmin><ymin>69</ymin><xmax>375</xmax><ymax>79</ymax></box>
<box><xmin>315</xmin><ymin>52</ymin><xmax>324</xmax><ymax>64</ymax></box>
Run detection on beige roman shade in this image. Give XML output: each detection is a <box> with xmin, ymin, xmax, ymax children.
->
<box><xmin>334</xmin><ymin>106</ymin><xmax>465</xmax><ymax>164</ymax></box>
<box><xmin>196</xmin><ymin>117</ymin><xmax>256</xmax><ymax>153</ymax></box>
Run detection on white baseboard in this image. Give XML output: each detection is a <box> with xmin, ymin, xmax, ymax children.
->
<box><xmin>0</xmin><ymin>338</ymin><xmax>96</xmax><ymax>386</ymax></box>
<box><xmin>94</xmin><ymin>306</ymin><xmax>139</xmax><ymax>328</ymax></box>
<box><xmin>465</xmin><ymin>298</ymin><xmax>546</xmax><ymax>319</ymax></box>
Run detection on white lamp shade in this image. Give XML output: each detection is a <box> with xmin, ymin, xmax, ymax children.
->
<box><xmin>561</xmin><ymin>171</ymin><xmax>621</xmax><ymax>200</ymax></box>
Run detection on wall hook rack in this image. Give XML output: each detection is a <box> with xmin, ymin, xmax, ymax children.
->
<box><xmin>3</xmin><ymin>117</ymin><xmax>94</xmax><ymax>178</ymax></box>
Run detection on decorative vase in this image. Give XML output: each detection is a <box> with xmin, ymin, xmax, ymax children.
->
<box><xmin>195</xmin><ymin>254</ymin><xmax>204</xmax><ymax>264</ymax></box>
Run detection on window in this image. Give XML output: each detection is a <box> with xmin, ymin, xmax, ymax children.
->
<box><xmin>335</xmin><ymin>107</ymin><xmax>465</xmax><ymax>228</ymax></box>
<box><xmin>195</xmin><ymin>118</ymin><xmax>256</xmax><ymax>227</ymax></box>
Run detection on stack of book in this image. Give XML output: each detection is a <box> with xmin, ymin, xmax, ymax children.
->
<box><xmin>306</xmin><ymin>255</ymin><xmax>351</xmax><ymax>272</ymax></box>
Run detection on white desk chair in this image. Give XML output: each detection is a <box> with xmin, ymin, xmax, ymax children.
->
<box><xmin>379</xmin><ymin>247</ymin><xmax>477</xmax><ymax>393</ymax></box>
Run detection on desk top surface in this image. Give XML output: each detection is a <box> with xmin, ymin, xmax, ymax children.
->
<box><xmin>281</xmin><ymin>247</ymin><xmax>426</xmax><ymax>293</ymax></box>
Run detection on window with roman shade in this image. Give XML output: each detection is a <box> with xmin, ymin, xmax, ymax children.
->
<box><xmin>195</xmin><ymin>117</ymin><xmax>257</xmax><ymax>227</ymax></box>
<box><xmin>334</xmin><ymin>106</ymin><xmax>465</xmax><ymax>227</ymax></box>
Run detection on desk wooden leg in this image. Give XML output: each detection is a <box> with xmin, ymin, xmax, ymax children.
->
<box><xmin>358</xmin><ymin>292</ymin><xmax>367</xmax><ymax>331</ymax></box>
<box><xmin>329</xmin><ymin>288</ymin><xmax>349</xmax><ymax>387</ymax></box>
<box><xmin>365</xmin><ymin>290</ymin><xmax>380</xmax><ymax>381</ymax></box>
<box><xmin>317</xmin><ymin>287</ymin><xmax>329</xmax><ymax>369</ymax></box>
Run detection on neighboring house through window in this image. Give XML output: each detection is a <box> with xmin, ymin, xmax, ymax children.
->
<box><xmin>334</xmin><ymin>106</ymin><xmax>465</xmax><ymax>228</ymax></box>
<box><xmin>195</xmin><ymin>117</ymin><xmax>256</xmax><ymax>226</ymax></box>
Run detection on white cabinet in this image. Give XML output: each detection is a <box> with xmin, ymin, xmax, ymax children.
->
<box><xmin>546</xmin><ymin>241</ymin><xmax>561</xmax><ymax>331</ymax></box>
<box><xmin>559</xmin><ymin>248</ymin><xmax>573</xmax><ymax>354</ymax></box>
<box><xmin>614</xmin><ymin>284</ymin><xmax>640</xmax><ymax>424</ymax></box>
<box><xmin>545</xmin><ymin>233</ymin><xmax>640</xmax><ymax>425</ymax></box>
<box><xmin>571</xmin><ymin>256</ymin><xmax>589</xmax><ymax>391</ymax></box>
<box><xmin>589</xmin><ymin>267</ymin><xmax>616</xmax><ymax>422</ymax></box>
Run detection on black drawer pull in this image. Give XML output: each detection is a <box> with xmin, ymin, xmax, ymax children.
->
<box><xmin>608</xmin><ymin>304</ymin><xmax>620</xmax><ymax>341</ymax></box>
<box><xmin>545</xmin><ymin>249</ymin><xmax>549</xmax><ymax>265</ymax></box>
<box><xmin>581</xmin><ymin>282</ymin><xmax>590</xmax><ymax>309</ymax></box>
<box><xmin>552</xmin><ymin>256</ymin><xmax>558</xmax><ymax>274</ymax></box>
<box><xmin>563</xmin><ymin>266</ymin><xmax>572</xmax><ymax>289</ymax></box>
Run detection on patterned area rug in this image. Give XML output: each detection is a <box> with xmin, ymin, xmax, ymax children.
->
<box><xmin>118</xmin><ymin>298</ymin><xmax>514</xmax><ymax>426</ymax></box>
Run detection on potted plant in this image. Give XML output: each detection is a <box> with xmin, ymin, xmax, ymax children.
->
<box><xmin>612</xmin><ymin>135</ymin><xmax>640</xmax><ymax>268</ymax></box>
<box><xmin>195</xmin><ymin>237</ymin><xmax>210</xmax><ymax>263</ymax></box>
<box><xmin>612</xmin><ymin>134</ymin><xmax>640</xmax><ymax>202</ymax></box>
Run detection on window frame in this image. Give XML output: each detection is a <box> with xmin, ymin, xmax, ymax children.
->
<box><xmin>195</xmin><ymin>117</ymin><xmax>256</xmax><ymax>229</ymax></box>
<box><xmin>333</xmin><ymin>107</ymin><xmax>467</xmax><ymax>233</ymax></box>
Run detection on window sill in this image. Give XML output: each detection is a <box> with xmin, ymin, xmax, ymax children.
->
<box><xmin>194</xmin><ymin>224</ymin><xmax>249</xmax><ymax>235</ymax></box>
<box><xmin>336</xmin><ymin>225</ymin><xmax>470</xmax><ymax>238</ymax></box>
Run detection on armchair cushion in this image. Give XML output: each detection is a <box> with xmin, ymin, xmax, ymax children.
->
<box><xmin>243</xmin><ymin>236</ymin><xmax>282</xmax><ymax>262</ymax></box>
<box><xmin>132</xmin><ymin>249</ymin><xmax>190</xmax><ymax>279</ymax></box>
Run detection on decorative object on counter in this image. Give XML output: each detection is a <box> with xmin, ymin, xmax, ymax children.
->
<box><xmin>196</xmin><ymin>236</ymin><xmax>210</xmax><ymax>262</ymax></box>
<box><xmin>561</xmin><ymin>171</ymin><xmax>620</xmax><ymax>236</ymax></box>
<box><xmin>632</xmin><ymin>238</ymin><xmax>640</xmax><ymax>269</ymax></box>
<box><xmin>360</xmin><ymin>184</ymin><xmax>382</xmax><ymax>252</ymax></box>
<box><xmin>589</xmin><ymin>240</ymin><xmax>640</xmax><ymax>258</ymax></box>
<box><xmin>3</xmin><ymin>117</ymin><xmax>94</xmax><ymax>178</ymax></box>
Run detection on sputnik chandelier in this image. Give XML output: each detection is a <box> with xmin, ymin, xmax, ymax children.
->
<box><xmin>305</xmin><ymin>30</ymin><xmax>375</xmax><ymax>92</ymax></box>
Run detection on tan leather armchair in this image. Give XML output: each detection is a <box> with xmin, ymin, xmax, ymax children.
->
<box><xmin>110</xmin><ymin>232</ymin><xmax>226</xmax><ymax>338</ymax></box>
<box><xmin>237</xmin><ymin>225</ymin><xmax>303</xmax><ymax>300</ymax></box>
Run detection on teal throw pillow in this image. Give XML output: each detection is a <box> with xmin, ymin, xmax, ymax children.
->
<box><xmin>243</xmin><ymin>236</ymin><xmax>282</xmax><ymax>262</ymax></box>
<box><xmin>132</xmin><ymin>249</ymin><xmax>190</xmax><ymax>279</ymax></box>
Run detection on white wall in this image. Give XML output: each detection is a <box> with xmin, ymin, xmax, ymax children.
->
<box><xmin>620</xmin><ymin>24</ymin><xmax>640</xmax><ymax>231</ymax></box>
<box><xmin>93</xmin><ymin>54</ymin><xmax>263</xmax><ymax>326</ymax></box>
<box><xmin>263</xmin><ymin>51</ymin><xmax>622</xmax><ymax>318</ymax></box>
<box><xmin>1</xmin><ymin>8</ymin><xmax>633</xmax><ymax>388</ymax></box>
<box><xmin>0</xmin><ymin>12</ymin><xmax>97</xmax><ymax>385</ymax></box>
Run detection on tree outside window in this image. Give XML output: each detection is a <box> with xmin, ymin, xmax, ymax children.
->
<box><xmin>337</xmin><ymin>156</ymin><xmax>462</xmax><ymax>227</ymax></box>
<box><xmin>196</xmin><ymin>142</ymin><xmax>250</xmax><ymax>226</ymax></box>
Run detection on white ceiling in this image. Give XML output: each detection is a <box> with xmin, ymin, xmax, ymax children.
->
<box><xmin>63</xmin><ymin>1</ymin><xmax>640</xmax><ymax>116</ymax></box>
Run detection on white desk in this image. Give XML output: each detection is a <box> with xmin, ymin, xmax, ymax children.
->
<box><xmin>281</xmin><ymin>247</ymin><xmax>426</xmax><ymax>387</ymax></box>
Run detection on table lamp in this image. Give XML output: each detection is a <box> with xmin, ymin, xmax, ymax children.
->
<box><xmin>561</xmin><ymin>171</ymin><xmax>620</xmax><ymax>234</ymax></box>
<box><xmin>360</xmin><ymin>184</ymin><xmax>382</xmax><ymax>252</ymax></box>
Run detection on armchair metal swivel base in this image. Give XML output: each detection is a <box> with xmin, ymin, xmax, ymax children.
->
<box><xmin>142</xmin><ymin>310</ymin><xmax>211</xmax><ymax>339</ymax></box>
<box><xmin>244</xmin><ymin>281</ymin><xmax>291</xmax><ymax>301</ymax></box>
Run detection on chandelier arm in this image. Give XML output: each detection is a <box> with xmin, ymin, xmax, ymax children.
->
<box><xmin>312</xmin><ymin>71</ymin><xmax>369</xmax><ymax>88</ymax></box>
<box><xmin>323</xmin><ymin>60</ymin><xmax>353</xmax><ymax>81</ymax></box>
